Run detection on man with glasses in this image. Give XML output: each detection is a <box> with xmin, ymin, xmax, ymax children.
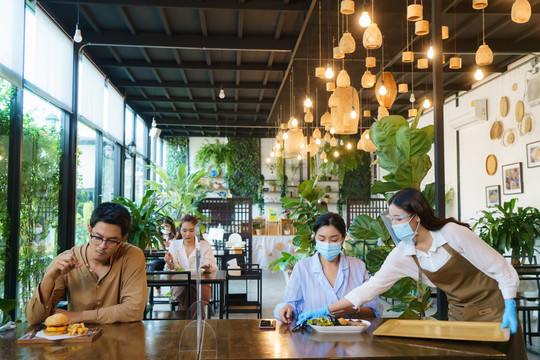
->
<box><xmin>25</xmin><ymin>202</ymin><xmax>147</xmax><ymax>325</ymax></box>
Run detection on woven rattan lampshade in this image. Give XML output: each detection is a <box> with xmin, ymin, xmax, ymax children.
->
<box><xmin>363</xmin><ymin>23</ymin><xmax>383</xmax><ymax>50</ymax></box>
<box><xmin>323</xmin><ymin>132</ymin><xmax>331</xmax><ymax>142</ymax></box>
<box><xmin>361</xmin><ymin>70</ymin><xmax>376</xmax><ymax>88</ymax></box>
<box><xmin>442</xmin><ymin>26</ymin><xmax>449</xmax><ymax>39</ymax></box>
<box><xmin>284</xmin><ymin>128</ymin><xmax>305</xmax><ymax>159</ymax></box>
<box><xmin>415</xmin><ymin>20</ymin><xmax>429</xmax><ymax>35</ymax></box>
<box><xmin>402</xmin><ymin>51</ymin><xmax>414</xmax><ymax>63</ymax></box>
<box><xmin>377</xmin><ymin>106</ymin><xmax>390</xmax><ymax>120</ymax></box>
<box><xmin>363</xmin><ymin>109</ymin><xmax>371</xmax><ymax>117</ymax></box>
<box><xmin>339</xmin><ymin>32</ymin><xmax>356</xmax><ymax>54</ymax></box>
<box><xmin>360</xmin><ymin>130</ymin><xmax>377</xmax><ymax>152</ymax></box>
<box><xmin>473</xmin><ymin>0</ymin><xmax>488</xmax><ymax>10</ymax></box>
<box><xmin>337</xmin><ymin>70</ymin><xmax>351</xmax><ymax>88</ymax></box>
<box><xmin>341</xmin><ymin>0</ymin><xmax>355</xmax><ymax>14</ymax></box>
<box><xmin>476</xmin><ymin>44</ymin><xmax>493</xmax><ymax>66</ymax></box>
<box><xmin>308</xmin><ymin>138</ymin><xmax>319</xmax><ymax>156</ymax></box>
<box><xmin>321</xmin><ymin>151</ymin><xmax>327</xmax><ymax>160</ymax></box>
<box><xmin>330</xmin><ymin>136</ymin><xmax>337</xmax><ymax>147</ymax></box>
<box><xmin>313</xmin><ymin>127</ymin><xmax>322</xmax><ymax>139</ymax></box>
<box><xmin>357</xmin><ymin>138</ymin><xmax>363</xmax><ymax>150</ymax></box>
<box><xmin>449</xmin><ymin>56</ymin><xmax>462</xmax><ymax>69</ymax></box>
<box><xmin>407</xmin><ymin>4</ymin><xmax>423</xmax><ymax>21</ymax></box>
<box><xmin>281</xmin><ymin>123</ymin><xmax>288</xmax><ymax>130</ymax></box>
<box><xmin>321</xmin><ymin>111</ymin><xmax>332</xmax><ymax>126</ymax></box>
<box><xmin>408</xmin><ymin>108</ymin><xmax>418</xmax><ymax>117</ymax></box>
<box><xmin>398</xmin><ymin>83</ymin><xmax>409</xmax><ymax>93</ymax></box>
<box><xmin>304</xmin><ymin>111</ymin><xmax>313</xmax><ymax>123</ymax></box>
<box><xmin>315</xmin><ymin>66</ymin><xmax>325</xmax><ymax>78</ymax></box>
<box><xmin>326</xmin><ymin>82</ymin><xmax>336</xmax><ymax>92</ymax></box>
<box><xmin>512</xmin><ymin>0</ymin><xmax>531</xmax><ymax>23</ymax></box>
<box><xmin>375</xmin><ymin>72</ymin><xmax>397</xmax><ymax>108</ymax></box>
<box><xmin>417</xmin><ymin>58</ymin><xmax>428</xmax><ymax>69</ymax></box>
<box><xmin>330</xmin><ymin>86</ymin><xmax>360</xmax><ymax>135</ymax></box>
<box><xmin>366</xmin><ymin>56</ymin><xmax>376</xmax><ymax>68</ymax></box>
<box><xmin>328</xmin><ymin>92</ymin><xmax>338</xmax><ymax>108</ymax></box>
<box><xmin>333</xmin><ymin>46</ymin><xmax>345</xmax><ymax>59</ymax></box>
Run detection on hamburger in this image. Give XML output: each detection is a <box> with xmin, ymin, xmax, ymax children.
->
<box><xmin>44</xmin><ymin>313</ymin><xmax>69</xmax><ymax>336</ymax></box>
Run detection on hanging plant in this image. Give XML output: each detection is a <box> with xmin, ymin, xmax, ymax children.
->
<box><xmin>165</xmin><ymin>137</ymin><xmax>188</xmax><ymax>180</ymax></box>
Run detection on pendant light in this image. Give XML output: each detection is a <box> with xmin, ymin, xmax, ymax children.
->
<box><xmin>423</xmin><ymin>97</ymin><xmax>431</xmax><ymax>108</ymax></box>
<box><xmin>449</xmin><ymin>4</ymin><xmax>462</xmax><ymax>69</ymax></box>
<box><xmin>330</xmin><ymin>136</ymin><xmax>337</xmax><ymax>147</ymax></box>
<box><xmin>474</xmin><ymin>66</ymin><xmax>484</xmax><ymax>80</ymax></box>
<box><xmin>321</xmin><ymin>151</ymin><xmax>327</xmax><ymax>160</ymax></box>
<box><xmin>339</xmin><ymin>32</ymin><xmax>356</xmax><ymax>54</ymax></box>
<box><xmin>511</xmin><ymin>0</ymin><xmax>531</xmax><ymax>23</ymax></box>
<box><xmin>73</xmin><ymin>0</ymin><xmax>82</xmax><ymax>43</ymax></box>
<box><xmin>472</xmin><ymin>0</ymin><xmax>487</xmax><ymax>10</ymax></box>
<box><xmin>402</xmin><ymin>18</ymin><xmax>414</xmax><ymax>63</ymax></box>
<box><xmin>341</xmin><ymin>0</ymin><xmax>355</xmax><ymax>14</ymax></box>
<box><xmin>415</xmin><ymin>20</ymin><xmax>429</xmax><ymax>36</ymax></box>
<box><xmin>360</xmin><ymin>129</ymin><xmax>377</xmax><ymax>152</ymax></box>
<box><xmin>361</xmin><ymin>70</ymin><xmax>376</xmax><ymax>88</ymax></box>
<box><xmin>363</xmin><ymin>109</ymin><xmax>371</xmax><ymax>117</ymax></box>
<box><xmin>475</xmin><ymin>10</ymin><xmax>493</xmax><ymax>66</ymax></box>
<box><xmin>359</xmin><ymin>0</ymin><xmax>371</xmax><ymax>27</ymax></box>
<box><xmin>363</xmin><ymin>0</ymin><xmax>382</xmax><ymax>50</ymax></box>
<box><xmin>336</xmin><ymin>69</ymin><xmax>351</xmax><ymax>88</ymax></box>
<box><xmin>315</xmin><ymin>1</ymin><xmax>325</xmax><ymax>78</ymax></box>
<box><xmin>398</xmin><ymin>15</ymin><xmax>409</xmax><ymax>94</ymax></box>
<box><xmin>375</xmin><ymin>43</ymin><xmax>398</xmax><ymax>109</ymax></box>
<box><xmin>409</xmin><ymin>61</ymin><xmax>416</xmax><ymax>116</ymax></box>
<box><xmin>365</xmin><ymin>56</ymin><xmax>376</xmax><ymax>68</ymax></box>
<box><xmin>442</xmin><ymin>26</ymin><xmax>449</xmax><ymax>39</ymax></box>
<box><xmin>407</xmin><ymin>1</ymin><xmax>423</xmax><ymax>21</ymax></box>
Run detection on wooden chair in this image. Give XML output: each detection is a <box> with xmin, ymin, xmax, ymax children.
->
<box><xmin>516</xmin><ymin>269</ymin><xmax>540</xmax><ymax>344</ymax></box>
<box><xmin>224</xmin><ymin>264</ymin><xmax>262</xmax><ymax>318</ymax></box>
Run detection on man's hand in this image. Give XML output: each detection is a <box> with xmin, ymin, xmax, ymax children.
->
<box><xmin>54</xmin><ymin>309</ymin><xmax>82</xmax><ymax>324</ymax></box>
<box><xmin>46</xmin><ymin>253</ymin><xmax>83</xmax><ymax>281</ymax></box>
<box><xmin>278</xmin><ymin>304</ymin><xmax>293</xmax><ymax>324</ymax></box>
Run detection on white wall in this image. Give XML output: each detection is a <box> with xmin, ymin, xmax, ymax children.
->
<box><xmin>415</xmin><ymin>56</ymin><xmax>540</xmax><ymax>223</ymax></box>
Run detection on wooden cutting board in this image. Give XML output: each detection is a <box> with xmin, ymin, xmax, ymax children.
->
<box><xmin>17</xmin><ymin>328</ymin><xmax>101</xmax><ymax>344</ymax></box>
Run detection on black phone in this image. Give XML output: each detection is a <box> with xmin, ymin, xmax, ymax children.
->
<box><xmin>259</xmin><ymin>319</ymin><xmax>276</xmax><ymax>330</ymax></box>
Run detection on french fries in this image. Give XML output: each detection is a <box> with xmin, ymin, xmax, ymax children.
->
<box><xmin>67</xmin><ymin>323</ymin><xmax>88</xmax><ymax>336</ymax></box>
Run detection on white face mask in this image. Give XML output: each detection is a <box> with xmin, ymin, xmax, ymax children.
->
<box><xmin>391</xmin><ymin>215</ymin><xmax>419</xmax><ymax>244</ymax></box>
<box><xmin>316</xmin><ymin>241</ymin><xmax>342</xmax><ymax>261</ymax></box>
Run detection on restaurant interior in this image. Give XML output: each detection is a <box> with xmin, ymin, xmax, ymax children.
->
<box><xmin>1</xmin><ymin>0</ymin><xmax>540</xmax><ymax>358</ymax></box>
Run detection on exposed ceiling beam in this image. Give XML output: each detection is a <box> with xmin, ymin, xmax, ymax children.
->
<box><xmin>79</xmin><ymin>4</ymin><xmax>101</xmax><ymax>33</ymax></box>
<box><xmin>157</xmin><ymin>8</ymin><xmax>172</xmax><ymax>36</ymax></box>
<box><xmin>40</xmin><ymin>0</ymin><xmax>310</xmax><ymax>12</ymax></box>
<box><xmin>82</xmin><ymin>31</ymin><xmax>295</xmax><ymax>52</ymax></box>
<box><xmin>114</xmin><ymin>80</ymin><xmax>281</xmax><ymax>89</ymax></box>
<box><xmin>118</xmin><ymin>6</ymin><xmax>137</xmax><ymax>35</ymax></box>
<box><xmin>127</xmin><ymin>95</ymin><xmax>274</xmax><ymax>104</ymax></box>
<box><xmin>157</xmin><ymin>118</ymin><xmax>277</xmax><ymax>127</ymax></box>
<box><xmin>144</xmin><ymin>108</ymin><xmax>269</xmax><ymax>116</ymax></box>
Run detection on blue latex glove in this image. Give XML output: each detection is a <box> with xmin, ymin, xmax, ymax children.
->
<box><xmin>501</xmin><ymin>299</ymin><xmax>518</xmax><ymax>334</ymax></box>
<box><xmin>297</xmin><ymin>306</ymin><xmax>329</xmax><ymax>324</ymax></box>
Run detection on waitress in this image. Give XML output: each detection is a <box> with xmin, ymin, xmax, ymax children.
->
<box><xmin>298</xmin><ymin>188</ymin><xmax>526</xmax><ymax>359</ymax></box>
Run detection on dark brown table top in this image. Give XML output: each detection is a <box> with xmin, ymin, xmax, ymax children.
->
<box><xmin>146</xmin><ymin>270</ymin><xmax>227</xmax><ymax>285</ymax></box>
<box><xmin>4</xmin><ymin>319</ymin><xmax>507</xmax><ymax>359</ymax></box>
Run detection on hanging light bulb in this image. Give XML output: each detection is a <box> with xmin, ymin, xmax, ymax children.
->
<box><xmin>324</xmin><ymin>158</ymin><xmax>328</xmax><ymax>163</ymax></box>
<box><xmin>266</xmin><ymin>157</ymin><xmax>271</xmax><ymax>163</ymax></box>
<box><xmin>330</xmin><ymin>137</ymin><xmax>337</xmax><ymax>147</ymax></box>
<box><xmin>297</xmin><ymin>153</ymin><xmax>302</xmax><ymax>160</ymax></box>
<box><xmin>321</xmin><ymin>151</ymin><xmax>327</xmax><ymax>160</ymax></box>
<box><xmin>427</xmin><ymin>45</ymin><xmax>434</xmax><ymax>59</ymax></box>
<box><xmin>350</xmin><ymin>106</ymin><xmax>358</xmax><ymax>119</ymax></box>
<box><xmin>73</xmin><ymin>24</ymin><xmax>83</xmax><ymax>43</ymax></box>
<box><xmin>325</xmin><ymin>65</ymin><xmax>334</xmax><ymax>79</ymax></box>
<box><xmin>283</xmin><ymin>132</ymin><xmax>288</xmax><ymax>140</ymax></box>
<box><xmin>276</xmin><ymin>142</ymin><xmax>281</xmax><ymax>149</ymax></box>
<box><xmin>378</xmin><ymin>81</ymin><xmax>387</xmax><ymax>95</ymax></box>
<box><xmin>359</xmin><ymin>11</ymin><xmax>371</xmax><ymax>27</ymax></box>
<box><xmin>324</xmin><ymin>132</ymin><xmax>331</xmax><ymax>142</ymax></box>
<box><xmin>423</xmin><ymin>97</ymin><xmax>431</xmax><ymax>108</ymax></box>
<box><xmin>410</xmin><ymin>93</ymin><xmax>416</xmax><ymax>103</ymax></box>
<box><xmin>304</xmin><ymin>95</ymin><xmax>312</xmax><ymax>108</ymax></box>
<box><xmin>346</xmin><ymin>142</ymin><xmax>352</xmax><ymax>149</ymax></box>
<box><xmin>334</xmin><ymin>150</ymin><xmax>340</xmax><ymax>157</ymax></box>
<box><xmin>219</xmin><ymin>87</ymin><xmax>225</xmax><ymax>99</ymax></box>
<box><xmin>291</xmin><ymin>117</ymin><xmax>298</xmax><ymax>127</ymax></box>
<box><xmin>270</xmin><ymin>151</ymin><xmax>275</xmax><ymax>157</ymax></box>
<box><xmin>315</xmin><ymin>138</ymin><xmax>321</xmax><ymax>145</ymax></box>
<box><xmin>474</xmin><ymin>67</ymin><xmax>484</xmax><ymax>80</ymax></box>
<box><xmin>330</xmin><ymin>127</ymin><xmax>335</xmax><ymax>134</ymax></box>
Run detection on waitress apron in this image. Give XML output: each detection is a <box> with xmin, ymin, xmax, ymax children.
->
<box><xmin>412</xmin><ymin>243</ymin><xmax>527</xmax><ymax>359</ymax></box>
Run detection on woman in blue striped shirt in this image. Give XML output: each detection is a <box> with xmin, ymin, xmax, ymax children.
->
<box><xmin>274</xmin><ymin>212</ymin><xmax>382</xmax><ymax>324</ymax></box>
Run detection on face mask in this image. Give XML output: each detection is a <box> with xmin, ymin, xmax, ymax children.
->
<box><xmin>392</xmin><ymin>215</ymin><xmax>419</xmax><ymax>244</ymax></box>
<box><xmin>316</xmin><ymin>241</ymin><xmax>342</xmax><ymax>261</ymax></box>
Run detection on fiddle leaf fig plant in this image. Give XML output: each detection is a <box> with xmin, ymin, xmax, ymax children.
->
<box><xmin>473</xmin><ymin>198</ymin><xmax>540</xmax><ymax>263</ymax></box>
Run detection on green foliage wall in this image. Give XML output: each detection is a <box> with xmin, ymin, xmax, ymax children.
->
<box><xmin>165</xmin><ymin>137</ymin><xmax>188</xmax><ymax>179</ymax></box>
<box><xmin>337</xmin><ymin>151</ymin><xmax>372</xmax><ymax>215</ymax></box>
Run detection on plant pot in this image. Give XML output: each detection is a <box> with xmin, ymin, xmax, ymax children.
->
<box><xmin>270</xmin><ymin>186</ymin><xmax>276</xmax><ymax>192</ymax></box>
<box><xmin>256</xmin><ymin>229</ymin><xmax>264</xmax><ymax>235</ymax></box>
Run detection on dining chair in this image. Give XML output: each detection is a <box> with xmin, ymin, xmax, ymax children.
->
<box><xmin>224</xmin><ymin>264</ymin><xmax>262</xmax><ymax>319</ymax></box>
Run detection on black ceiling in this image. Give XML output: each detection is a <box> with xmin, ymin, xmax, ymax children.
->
<box><xmin>39</xmin><ymin>0</ymin><xmax>540</xmax><ymax>138</ymax></box>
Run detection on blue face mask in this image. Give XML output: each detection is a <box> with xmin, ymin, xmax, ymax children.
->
<box><xmin>392</xmin><ymin>215</ymin><xmax>419</xmax><ymax>244</ymax></box>
<box><xmin>316</xmin><ymin>241</ymin><xmax>342</xmax><ymax>261</ymax></box>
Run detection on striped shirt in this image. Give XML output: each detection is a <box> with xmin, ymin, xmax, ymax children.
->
<box><xmin>274</xmin><ymin>252</ymin><xmax>383</xmax><ymax>320</ymax></box>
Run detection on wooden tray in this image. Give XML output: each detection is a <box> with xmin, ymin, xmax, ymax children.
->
<box><xmin>17</xmin><ymin>327</ymin><xmax>102</xmax><ymax>344</ymax></box>
<box><xmin>373</xmin><ymin>319</ymin><xmax>510</xmax><ymax>342</ymax></box>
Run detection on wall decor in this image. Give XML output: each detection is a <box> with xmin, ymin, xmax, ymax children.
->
<box><xmin>502</xmin><ymin>162</ymin><xmax>523</xmax><ymax>194</ymax></box>
<box><xmin>485</xmin><ymin>185</ymin><xmax>501</xmax><ymax>207</ymax></box>
<box><xmin>485</xmin><ymin>154</ymin><xmax>497</xmax><ymax>175</ymax></box>
<box><xmin>526</xmin><ymin>140</ymin><xmax>540</xmax><ymax>168</ymax></box>
<box><xmin>499</xmin><ymin>96</ymin><xmax>509</xmax><ymax>117</ymax></box>
<box><xmin>490</xmin><ymin>121</ymin><xmax>502</xmax><ymax>140</ymax></box>
<box><xmin>515</xmin><ymin>100</ymin><xmax>525</xmax><ymax>122</ymax></box>
<box><xmin>518</xmin><ymin>115</ymin><xmax>533</xmax><ymax>136</ymax></box>
<box><xmin>502</xmin><ymin>128</ymin><xmax>515</xmax><ymax>146</ymax></box>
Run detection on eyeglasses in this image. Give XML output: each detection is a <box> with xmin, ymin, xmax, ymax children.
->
<box><xmin>385</xmin><ymin>214</ymin><xmax>414</xmax><ymax>222</ymax></box>
<box><xmin>89</xmin><ymin>233</ymin><xmax>121</xmax><ymax>248</ymax></box>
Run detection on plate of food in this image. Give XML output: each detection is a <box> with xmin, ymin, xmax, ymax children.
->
<box><xmin>18</xmin><ymin>314</ymin><xmax>101</xmax><ymax>343</ymax></box>
<box><xmin>308</xmin><ymin>316</ymin><xmax>371</xmax><ymax>334</ymax></box>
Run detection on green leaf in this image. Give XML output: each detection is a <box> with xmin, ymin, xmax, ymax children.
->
<box><xmin>395</xmin><ymin>127</ymin><xmax>433</xmax><ymax>160</ymax></box>
<box><xmin>371</xmin><ymin>180</ymin><xmax>402</xmax><ymax>195</ymax></box>
<box><xmin>349</xmin><ymin>215</ymin><xmax>384</xmax><ymax>240</ymax></box>
<box><xmin>377</xmin><ymin>146</ymin><xmax>406</xmax><ymax>173</ymax></box>
<box><xmin>394</xmin><ymin>155</ymin><xmax>432</xmax><ymax>189</ymax></box>
<box><xmin>371</xmin><ymin>115</ymin><xmax>410</xmax><ymax>148</ymax></box>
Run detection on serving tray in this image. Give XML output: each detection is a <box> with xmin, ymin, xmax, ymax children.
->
<box><xmin>17</xmin><ymin>327</ymin><xmax>102</xmax><ymax>344</ymax></box>
<box><xmin>373</xmin><ymin>319</ymin><xmax>509</xmax><ymax>342</ymax></box>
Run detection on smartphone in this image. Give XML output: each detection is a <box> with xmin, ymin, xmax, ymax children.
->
<box><xmin>259</xmin><ymin>319</ymin><xmax>276</xmax><ymax>330</ymax></box>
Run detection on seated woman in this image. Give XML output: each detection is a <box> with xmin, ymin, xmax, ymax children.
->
<box><xmin>274</xmin><ymin>212</ymin><xmax>382</xmax><ymax>324</ymax></box>
<box><xmin>164</xmin><ymin>214</ymin><xmax>217</xmax><ymax>310</ymax></box>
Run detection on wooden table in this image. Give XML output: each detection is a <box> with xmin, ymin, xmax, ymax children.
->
<box><xmin>6</xmin><ymin>319</ymin><xmax>508</xmax><ymax>359</ymax></box>
<box><xmin>146</xmin><ymin>270</ymin><xmax>227</xmax><ymax>319</ymax></box>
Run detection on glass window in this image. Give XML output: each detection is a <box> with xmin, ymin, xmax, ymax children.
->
<box><xmin>19</xmin><ymin>89</ymin><xmax>63</xmax><ymax>317</ymax></box>
<box><xmin>75</xmin><ymin>122</ymin><xmax>96</xmax><ymax>246</ymax></box>
<box><xmin>124</xmin><ymin>154</ymin><xmax>133</xmax><ymax>199</ymax></box>
<box><xmin>125</xmin><ymin>107</ymin><xmax>134</xmax><ymax>145</ymax></box>
<box><xmin>102</xmin><ymin>138</ymin><xmax>118</xmax><ymax>203</ymax></box>
<box><xmin>78</xmin><ymin>56</ymin><xmax>104</xmax><ymax>128</ymax></box>
<box><xmin>0</xmin><ymin>78</ymin><xmax>14</xmax><ymax>297</ymax></box>
<box><xmin>135</xmin><ymin>156</ymin><xmax>146</xmax><ymax>202</ymax></box>
<box><xmin>135</xmin><ymin>115</ymin><xmax>146</xmax><ymax>156</ymax></box>
<box><xmin>24</xmin><ymin>7</ymin><xmax>73</xmax><ymax>110</ymax></box>
<box><xmin>150</xmin><ymin>137</ymin><xmax>157</xmax><ymax>181</ymax></box>
<box><xmin>0</xmin><ymin>0</ymin><xmax>24</xmax><ymax>87</ymax></box>
<box><xmin>106</xmin><ymin>85</ymin><xmax>124</xmax><ymax>143</ymax></box>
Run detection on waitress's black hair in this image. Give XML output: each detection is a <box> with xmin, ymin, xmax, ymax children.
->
<box><xmin>388</xmin><ymin>188</ymin><xmax>470</xmax><ymax>231</ymax></box>
<box><xmin>312</xmin><ymin>212</ymin><xmax>347</xmax><ymax>238</ymax></box>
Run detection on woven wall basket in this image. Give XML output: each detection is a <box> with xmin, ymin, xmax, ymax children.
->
<box><xmin>449</xmin><ymin>56</ymin><xmax>462</xmax><ymax>69</ymax></box>
<box><xmin>375</xmin><ymin>72</ymin><xmax>397</xmax><ymax>108</ymax></box>
<box><xmin>363</xmin><ymin>23</ymin><xmax>383</xmax><ymax>50</ymax></box>
<box><xmin>366</xmin><ymin>56</ymin><xmax>376</xmax><ymax>68</ymax></box>
<box><xmin>330</xmin><ymin>86</ymin><xmax>360</xmax><ymax>135</ymax></box>
<box><xmin>402</xmin><ymin>51</ymin><xmax>414</xmax><ymax>63</ymax></box>
<box><xmin>415</xmin><ymin>20</ymin><xmax>429</xmax><ymax>36</ymax></box>
<box><xmin>407</xmin><ymin>4</ymin><xmax>423</xmax><ymax>21</ymax></box>
<box><xmin>476</xmin><ymin>44</ymin><xmax>493</xmax><ymax>66</ymax></box>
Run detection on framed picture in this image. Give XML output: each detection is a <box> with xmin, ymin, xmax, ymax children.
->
<box><xmin>502</xmin><ymin>162</ymin><xmax>523</xmax><ymax>195</ymax></box>
<box><xmin>526</xmin><ymin>140</ymin><xmax>540</xmax><ymax>168</ymax></box>
<box><xmin>485</xmin><ymin>185</ymin><xmax>500</xmax><ymax>207</ymax></box>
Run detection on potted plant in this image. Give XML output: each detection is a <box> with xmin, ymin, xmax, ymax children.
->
<box><xmin>194</xmin><ymin>139</ymin><xmax>231</xmax><ymax>176</ymax></box>
<box><xmin>253</xmin><ymin>222</ymin><xmax>264</xmax><ymax>235</ymax></box>
<box><xmin>269</xmin><ymin>180</ymin><xmax>278</xmax><ymax>192</ymax></box>
<box><xmin>112</xmin><ymin>189</ymin><xmax>167</xmax><ymax>252</ymax></box>
<box><xmin>473</xmin><ymin>198</ymin><xmax>540</xmax><ymax>265</ymax></box>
